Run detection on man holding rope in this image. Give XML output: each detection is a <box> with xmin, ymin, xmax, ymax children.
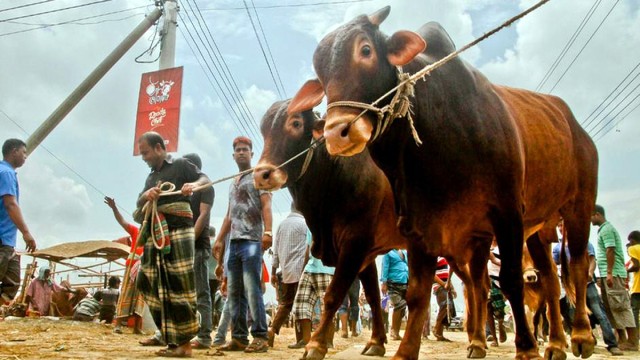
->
<box><xmin>135</xmin><ymin>131</ymin><xmax>210</xmax><ymax>358</ymax></box>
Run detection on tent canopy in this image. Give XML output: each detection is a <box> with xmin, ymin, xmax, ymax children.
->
<box><xmin>27</xmin><ymin>240</ymin><xmax>130</xmax><ymax>262</ymax></box>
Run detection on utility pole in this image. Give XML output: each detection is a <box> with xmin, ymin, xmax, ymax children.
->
<box><xmin>159</xmin><ymin>0</ymin><xmax>178</xmax><ymax>70</ymax></box>
<box><xmin>26</xmin><ymin>7</ymin><xmax>163</xmax><ymax>155</ymax></box>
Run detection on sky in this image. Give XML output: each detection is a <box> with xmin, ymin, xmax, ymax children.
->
<box><xmin>1</xmin><ymin>0</ymin><xmax>639</xmax><ymax>303</ymax></box>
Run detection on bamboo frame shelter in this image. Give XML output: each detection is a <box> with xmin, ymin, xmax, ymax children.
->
<box><xmin>17</xmin><ymin>240</ymin><xmax>130</xmax><ymax>302</ymax></box>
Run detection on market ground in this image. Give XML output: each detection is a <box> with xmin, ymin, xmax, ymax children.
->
<box><xmin>0</xmin><ymin>318</ymin><xmax>635</xmax><ymax>359</ymax></box>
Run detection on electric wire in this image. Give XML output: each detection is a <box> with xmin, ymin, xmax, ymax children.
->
<box><xmin>535</xmin><ymin>0</ymin><xmax>601</xmax><ymax>92</ymax></box>
<box><xmin>588</xmin><ymin>83</ymin><xmax>640</xmax><ymax>138</ymax></box>
<box><xmin>181</xmin><ymin>0</ymin><xmax>262</xmax><ymax>144</ymax></box>
<box><xmin>0</xmin><ymin>108</ymin><xmax>132</xmax><ymax>216</ymax></box>
<box><xmin>0</xmin><ymin>0</ymin><xmax>112</xmax><ymax>23</ymax></box>
<box><xmin>177</xmin><ymin>26</ymin><xmax>251</xmax><ymax>138</ymax></box>
<box><xmin>0</xmin><ymin>0</ymin><xmax>55</xmax><ymax>14</ymax></box>
<box><xmin>581</xmin><ymin>60</ymin><xmax>640</xmax><ymax>131</ymax></box>
<box><xmin>0</xmin><ymin>5</ymin><xmax>149</xmax><ymax>37</ymax></box>
<box><xmin>243</xmin><ymin>0</ymin><xmax>285</xmax><ymax>99</ymax></box>
<box><xmin>177</xmin><ymin>14</ymin><xmax>257</xmax><ymax>141</ymax></box>
<box><xmin>593</xmin><ymin>101</ymin><xmax>640</xmax><ymax>142</ymax></box>
<box><xmin>548</xmin><ymin>0</ymin><xmax>620</xmax><ymax>93</ymax></box>
<box><xmin>200</xmin><ymin>0</ymin><xmax>373</xmax><ymax>11</ymax></box>
<box><xmin>185</xmin><ymin>0</ymin><xmax>262</xmax><ymax>142</ymax></box>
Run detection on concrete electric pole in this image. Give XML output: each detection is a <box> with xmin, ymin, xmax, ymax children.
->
<box><xmin>159</xmin><ymin>0</ymin><xmax>178</xmax><ymax>70</ymax></box>
<box><xmin>25</xmin><ymin>7</ymin><xmax>163</xmax><ymax>155</ymax></box>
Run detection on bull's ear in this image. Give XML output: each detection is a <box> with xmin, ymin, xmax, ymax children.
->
<box><xmin>369</xmin><ymin>6</ymin><xmax>390</xmax><ymax>26</ymax></box>
<box><xmin>289</xmin><ymin>79</ymin><xmax>325</xmax><ymax>115</ymax></box>
<box><xmin>387</xmin><ymin>30</ymin><xmax>426</xmax><ymax>66</ymax></box>
<box><xmin>312</xmin><ymin>119</ymin><xmax>326</xmax><ymax>140</ymax></box>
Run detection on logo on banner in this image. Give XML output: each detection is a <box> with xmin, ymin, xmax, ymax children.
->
<box><xmin>134</xmin><ymin>66</ymin><xmax>183</xmax><ymax>155</ymax></box>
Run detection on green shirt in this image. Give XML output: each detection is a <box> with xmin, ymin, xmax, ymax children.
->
<box><xmin>596</xmin><ymin>221</ymin><xmax>627</xmax><ymax>279</ymax></box>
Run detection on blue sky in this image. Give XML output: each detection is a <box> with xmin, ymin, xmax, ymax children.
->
<box><xmin>1</xmin><ymin>0</ymin><xmax>639</xmax><ymax>300</ymax></box>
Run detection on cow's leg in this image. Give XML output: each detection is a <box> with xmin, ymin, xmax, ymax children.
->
<box><xmin>392</xmin><ymin>243</ymin><xmax>436</xmax><ymax>360</ymax></box>
<box><xmin>359</xmin><ymin>261</ymin><xmax>386</xmax><ymax>356</ymax></box>
<box><xmin>492</xmin><ymin>209</ymin><xmax>540</xmax><ymax>359</ymax></box>
<box><xmin>449</xmin><ymin>262</ymin><xmax>475</xmax><ymax>344</ymax></box>
<box><xmin>466</xmin><ymin>247</ymin><xmax>491</xmax><ymax>358</ymax></box>
<box><xmin>527</xmin><ymin>233</ymin><xmax>567</xmax><ymax>360</ymax></box>
<box><xmin>304</xmin><ymin>249</ymin><xmax>363</xmax><ymax>360</ymax></box>
<box><xmin>563</xmin><ymin>213</ymin><xmax>595</xmax><ymax>358</ymax></box>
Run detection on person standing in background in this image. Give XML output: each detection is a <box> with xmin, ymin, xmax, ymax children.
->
<box><xmin>0</xmin><ymin>139</ymin><xmax>37</xmax><ymax>304</ymax></box>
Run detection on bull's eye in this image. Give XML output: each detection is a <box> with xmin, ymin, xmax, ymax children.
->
<box><xmin>361</xmin><ymin>45</ymin><xmax>371</xmax><ymax>57</ymax></box>
<box><xmin>292</xmin><ymin>120</ymin><xmax>302</xmax><ymax>129</ymax></box>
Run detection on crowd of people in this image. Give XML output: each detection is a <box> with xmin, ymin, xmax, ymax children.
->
<box><xmin>2</xmin><ymin>135</ymin><xmax>640</xmax><ymax>358</ymax></box>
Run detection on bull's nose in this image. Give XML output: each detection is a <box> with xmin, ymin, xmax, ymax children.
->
<box><xmin>253</xmin><ymin>165</ymin><xmax>287</xmax><ymax>190</ymax></box>
<box><xmin>324</xmin><ymin>117</ymin><xmax>373</xmax><ymax>156</ymax></box>
<box><xmin>253</xmin><ymin>168</ymin><xmax>273</xmax><ymax>189</ymax></box>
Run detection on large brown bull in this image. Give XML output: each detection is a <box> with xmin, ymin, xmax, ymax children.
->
<box><xmin>289</xmin><ymin>7</ymin><xmax>597</xmax><ymax>360</ymax></box>
<box><xmin>253</xmin><ymin>100</ymin><xmax>407</xmax><ymax>360</ymax></box>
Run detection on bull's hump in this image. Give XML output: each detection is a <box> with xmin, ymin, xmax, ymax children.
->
<box><xmin>417</xmin><ymin>21</ymin><xmax>456</xmax><ymax>60</ymax></box>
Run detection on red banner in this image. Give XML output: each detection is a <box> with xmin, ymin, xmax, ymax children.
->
<box><xmin>134</xmin><ymin>66</ymin><xmax>183</xmax><ymax>155</ymax></box>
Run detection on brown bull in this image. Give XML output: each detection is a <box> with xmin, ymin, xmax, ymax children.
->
<box><xmin>253</xmin><ymin>100</ymin><xmax>407</xmax><ymax>359</ymax></box>
<box><xmin>51</xmin><ymin>285</ymin><xmax>87</xmax><ymax>317</ymax></box>
<box><xmin>289</xmin><ymin>7</ymin><xmax>597</xmax><ymax>360</ymax></box>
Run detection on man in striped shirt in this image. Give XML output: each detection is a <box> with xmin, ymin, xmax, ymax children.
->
<box><xmin>433</xmin><ymin>257</ymin><xmax>456</xmax><ymax>342</ymax></box>
<box><xmin>268</xmin><ymin>204</ymin><xmax>308</xmax><ymax>347</ymax></box>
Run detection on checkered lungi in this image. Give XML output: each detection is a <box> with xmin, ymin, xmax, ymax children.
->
<box><xmin>137</xmin><ymin>227</ymin><xmax>198</xmax><ymax>345</ymax></box>
<box><xmin>116</xmin><ymin>257</ymin><xmax>145</xmax><ymax>319</ymax></box>
<box><xmin>293</xmin><ymin>272</ymin><xmax>333</xmax><ymax>320</ymax></box>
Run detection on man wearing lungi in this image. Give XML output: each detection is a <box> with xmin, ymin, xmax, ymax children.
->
<box><xmin>135</xmin><ymin>131</ymin><xmax>210</xmax><ymax>358</ymax></box>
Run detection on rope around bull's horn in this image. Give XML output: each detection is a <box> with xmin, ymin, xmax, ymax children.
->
<box><xmin>343</xmin><ymin>0</ymin><xmax>551</xmax><ymax>138</ymax></box>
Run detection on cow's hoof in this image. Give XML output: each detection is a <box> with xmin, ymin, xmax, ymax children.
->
<box><xmin>515</xmin><ymin>349</ymin><xmax>542</xmax><ymax>360</ymax></box>
<box><xmin>304</xmin><ymin>348</ymin><xmax>327</xmax><ymax>360</ymax></box>
<box><xmin>543</xmin><ymin>347</ymin><xmax>566</xmax><ymax>360</ymax></box>
<box><xmin>362</xmin><ymin>342</ymin><xmax>385</xmax><ymax>357</ymax></box>
<box><xmin>570</xmin><ymin>340</ymin><xmax>594</xmax><ymax>359</ymax></box>
<box><xmin>467</xmin><ymin>345</ymin><xmax>486</xmax><ymax>358</ymax></box>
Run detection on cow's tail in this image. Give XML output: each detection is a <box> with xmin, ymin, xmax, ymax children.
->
<box><xmin>560</xmin><ymin>228</ymin><xmax>576</xmax><ymax>306</ymax></box>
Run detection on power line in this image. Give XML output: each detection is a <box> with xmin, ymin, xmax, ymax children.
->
<box><xmin>246</xmin><ymin>0</ymin><xmax>286</xmax><ymax>98</ymax></box>
<box><xmin>0</xmin><ymin>5</ymin><xmax>149</xmax><ymax>37</ymax></box>
<box><xmin>186</xmin><ymin>0</ymin><xmax>262</xmax><ymax>140</ymax></box>
<box><xmin>0</xmin><ymin>108</ymin><xmax>132</xmax><ymax>216</ymax></box>
<box><xmin>581</xmin><ymin>60</ymin><xmax>640</xmax><ymax>131</ymax></box>
<box><xmin>588</xmin><ymin>82</ymin><xmax>640</xmax><ymax>137</ymax></box>
<box><xmin>548</xmin><ymin>0</ymin><xmax>620</xmax><ymax>93</ymax></box>
<box><xmin>177</xmin><ymin>12</ymin><xmax>257</xmax><ymax>141</ymax></box>
<box><xmin>593</xmin><ymin>101</ymin><xmax>640</xmax><ymax>142</ymax></box>
<box><xmin>0</xmin><ymin>0</ymin><xmax>55</xmax><ymax>14</ymax></box>
<box><xmin>0</xmin><ymin>0</ymin><xmax>112</xmax><ymax>23</ymax></box>
<box><xmin>181</xmin><ymin>0</ymin><xmax>263</xmax><ymax>144</ymax></box>
<box><xmin>535</xmin><ymin>0</ymin><xmax>601</xmax><ymax>92</ymax></box>
<box><xmin>200</xmin><ymin>0</ymin><xmax>373</xmax><ymax>11</ymax></box>
<box><xmin>177</xmin><ymin>25</ymin><xmax>252</xmax><ymax>138</ymax></box>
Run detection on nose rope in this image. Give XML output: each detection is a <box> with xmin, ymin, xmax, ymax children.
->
<box><xmin>326</xmin><ymin>68</ymin><xmax>421</xmax><ymax>145</ymax></box>
<box><xmin>324</xmin><ymin>0</ymin><xmax>549</xmax><ymax>145</ymax></box>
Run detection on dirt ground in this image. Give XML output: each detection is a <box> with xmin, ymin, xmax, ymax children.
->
<box><xmin>0</xmin><ymin>317</ymin><xmax>635</xmax><ymax>359</ymax></box>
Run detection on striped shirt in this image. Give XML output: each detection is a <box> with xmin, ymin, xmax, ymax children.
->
<box><xmin>433</xmin><ymin>257</ymin><xmax>449</xmax><ymax>291</ymax></box>
<box><xmin>272</xmin><ymin>211</ymin><xmax>308</xmax><ymax>284</ymax></box>
<box><xmin>75</xmin><ymin>296</ymin><xmax>101</xmax><ymax>317</ymax></box>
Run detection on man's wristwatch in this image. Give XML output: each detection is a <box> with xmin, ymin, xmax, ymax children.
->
<box><xmin>264</xmin><ymin>231</ymin><xmax>272</xmax><ymax>237</ymax></box>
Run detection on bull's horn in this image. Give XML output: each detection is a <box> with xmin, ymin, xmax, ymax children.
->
<box><xmin>369</xmin><ymin>6</ymin><xmax>390</xmax><ymax>26</ymax></box>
